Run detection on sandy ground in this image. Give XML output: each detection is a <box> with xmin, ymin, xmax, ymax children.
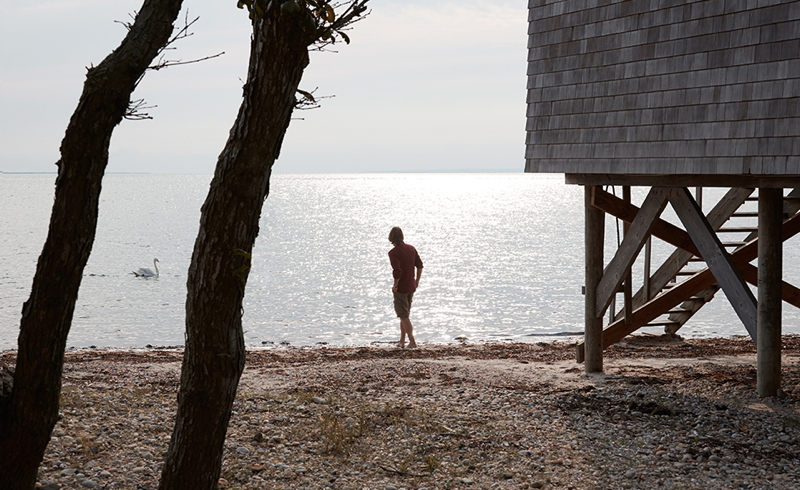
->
<box><xmin>1</xmin><ymin>334</ymin><xmax>799</xmax><ymax>490</ymax></box>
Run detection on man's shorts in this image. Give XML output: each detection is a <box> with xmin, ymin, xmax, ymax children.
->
<box><xmin>393</xmin><ymin>292</ymin><xmax>414</xmax><ymax>318</ymax></box>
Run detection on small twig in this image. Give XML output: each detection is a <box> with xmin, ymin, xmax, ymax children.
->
<box><xmin>541</xmin><ymin>388</ymin><xmax>583</xmax><ymax>396</ymax></box>
<box><xmin>328</xmin><ymin>0</ymin><xmax>369</xmax><ymax>32</ymax></box>
<box><xmin>295</xmin><ymin>87</ymin><xmax>334</xmax><ymax>110</ymax></box>
<box><xmin>378</xmin><ymin>463</ymin><xmax>423</xmax><ymax>477</ymax></box>
<box><xmin>147</xmin><ymin>13</ymin><xmax>223</xmax><ymax>71</ymax></box>
<box><xmin>438</xmin><ymin>424</ymin><xmax>470</xmax><ymax>437</ymax></box>
<box><xmin>124</xmin><ymin>99</ymin><xmax>156</xmax><ymax>120</ymax></box>
<box><xmin>114</xmin><ymin>13</ymin><xmax>136</xmax><ymax>31</ymax></box>
<box><xmin>312</xmin><ymin>1</ymin><xmax>370</xmax><ymax>50</ymax></box>
<box><xmin>166</xmin><ymin>12</ymin><xmax>199</xmax><ymax>46</ymax></box>
<box><xmin>150</xmin><ymin>52</ymin><xmax>225</xmax><ymax>71</ymax></box>
<box><xmin>438</xmin><ymin>431</ymin><xmax>469</xmax><ymax>438</ymax></box>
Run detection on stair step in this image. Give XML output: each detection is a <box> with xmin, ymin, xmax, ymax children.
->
<box><xmin>646</xmin><ymin>321</ymin><xmax>680</xmax><ymax>327</ymax></box>
<box><xmin>688</xmin><ymin>257</ymin><xmax>706</xmax><ymax>262</ymax></box>
<box><xmin>676</xmin><ymin>270</ymin><xmax>704</xmax><ymax>276</ymax></box>
<box><xmin>722</xmin><ymin>241</ymin><xmax>747</xmax><ymax>247</ymax></box>
<box><xmin>656</xmin><ymin>288</ymin><xmax>708</xmax><ymax>301</ymax></box>
<box><xmin>743</xmin><ymin>196</ymin><xmax>799</xmax><ymax>201</ymax></box>
<box><xmin>718</xmin><ymin>227</ymin><xmax>758</xmax><ymax>232</ymax></box>
<box><xmin>668</xmin><ymin>308</ymin><xmax>691</xmax><ymax>313</ymax></box>
<box><xmin>732</xmin><ymin>212</ymin><xmax>759</xmax><ymax>217</ymax></box>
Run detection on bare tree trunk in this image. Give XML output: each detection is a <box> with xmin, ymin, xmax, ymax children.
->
<box><xmin>158</xmin><ymin>10</ymin><xmax>311</xmax><ymax>489</ymax></box>
<box><xmin>0</xmin><ymin>1</ymin><xmax>182</xmax><ymax>487</ymax></box>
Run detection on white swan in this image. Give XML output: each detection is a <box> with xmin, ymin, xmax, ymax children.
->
<box><xmin>133</xmin><ymin>258</ymin><xmax>159</xmax><ymax>278</ymax></box>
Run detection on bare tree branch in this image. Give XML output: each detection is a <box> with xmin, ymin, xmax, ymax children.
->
<box><xmin>294</xmin><ymin>87</ymin><xmax>334</xmax><ymax>111</ymax></box>
<box><xmin>124</xmin><ymin>10</ymin><xmax>226</xmax><ymax>119</ymax></box>
<box><xmin>150</xmin><ymin>51</ymin><xmax>225</xmax><ymax>71</ymax></box>
<box><xmin>148</xmin><ymin>11</ymin><xmax>200</xmax><ymax>70</ymax></box>
<box><xmin>312</xmin><ymin>1</ymin><xmax>370</xmax><ymax>50</ymax></box>
<box><xmin>114</xmin><ymin>11</ymin><xmax>138</xmax><ymax>31</ymax></box>
<box><xmin>124</xmin><ymin>99</ymin><xmax>156</xmax><ymax>120</ymax></box>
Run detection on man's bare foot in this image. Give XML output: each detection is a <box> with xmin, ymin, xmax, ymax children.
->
<box><xmin>407</xmin><ymin>342</ymin><xmax>417</xmax><ymax>349</ymax></box>
<box><xmin>398</xmin><ymin>342</ymin><xmax>405</xmax><ymax>349</ymax></box>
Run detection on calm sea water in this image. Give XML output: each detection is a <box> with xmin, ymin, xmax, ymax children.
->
<box><xmin>1</xmin><ymin>173</ymin><xmax>798</xmax><ymax>350</ymax></box>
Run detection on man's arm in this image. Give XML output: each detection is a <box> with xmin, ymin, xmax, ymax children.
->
<box><xmin>390</xmin><ymin>250</ymin><xmax>402</xmax><ymax>292</ymax></box>
<box><xmin>414</xmin><ymin>250</ymin><xmax>423</xmax><ymax>288</ymax></box>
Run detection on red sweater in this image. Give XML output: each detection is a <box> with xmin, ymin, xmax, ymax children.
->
<box><xmin>388</xmin><ymin>243</ymin><xmax>423</xmax><ymax>294</ymax></box>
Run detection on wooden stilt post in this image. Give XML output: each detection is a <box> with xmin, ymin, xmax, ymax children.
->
<box><xmin>584</xmin><ymin>185</ymin><xmax>605</xmax><ymax>372</ymax></box>
<box><xmin>758</xmin><ymin>187</ymin><xmax>783</xmax><ymax>397</ymax></box>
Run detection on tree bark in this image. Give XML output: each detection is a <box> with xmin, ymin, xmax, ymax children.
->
<box><xmin>0</xmin><ymin>1</ymin><xmax>183</xmax><ymax>487</ymax></box>
<box><xmin>158</xmin><ymin>9</ymin><xmax>312</xmax><ymax>490</ymax></box>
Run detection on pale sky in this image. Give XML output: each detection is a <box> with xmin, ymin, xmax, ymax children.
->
<box><xmin>0</xmin><ymin>0</ymin><xmax>529</xmax><ymax>174</ymax></box>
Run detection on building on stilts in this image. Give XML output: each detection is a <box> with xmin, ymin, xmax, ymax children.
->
<box><xmin>525</xmin><ymin>0</ymin><xmax>800</xmax><ymax>396</ymax></box>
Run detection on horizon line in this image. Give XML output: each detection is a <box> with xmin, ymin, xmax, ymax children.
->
<box><xmin>1</xmin><ymin>168</ymin><xmax>527</xmax><ymax>175</ymax></box>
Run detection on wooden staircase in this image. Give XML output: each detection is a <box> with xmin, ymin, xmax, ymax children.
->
<box><xmin>666</xmin><ymin>188</ymin><xmax>800</xmax><ymax>334</ymax></box>
<box><xmin>606</xmin><ymin>187</ymin><xmax>749</xmax><ymax>332</ymax></box>
<box><xmin>576</xmin><ymin>186</ymin><xmax>800</xmax><ymax>362</ymax></box>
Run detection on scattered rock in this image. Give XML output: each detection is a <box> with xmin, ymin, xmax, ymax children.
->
<box><xmin>23</xmin><ymin>340</ymin><xmax>800</xmax><ymax>490</ymax></box>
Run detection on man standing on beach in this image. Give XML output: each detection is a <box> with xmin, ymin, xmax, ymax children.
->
<box><xmin>388</xmin><ymin>226</ymin><xmax>423</xmax><ymax>349</ymax></box>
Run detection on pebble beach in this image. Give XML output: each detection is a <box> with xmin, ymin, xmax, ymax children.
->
<box><xmin>5</xmin><ymin>335</ymin><xmax>799</xmax><ymax>490</ymax></box>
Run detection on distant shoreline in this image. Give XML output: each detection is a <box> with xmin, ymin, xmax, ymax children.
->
<box><xmin>1</xmin><ymin>334</ymin><xmax>794</xmax><ymax>358</ymax></box>
<box><xmin>1</xmin><ymin>333</ymin><xmax>792</xmax><ymax>355</ymax></box>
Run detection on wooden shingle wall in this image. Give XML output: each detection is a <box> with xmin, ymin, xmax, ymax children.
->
<box><xmin>525</xmin><ymin>0</ymin><xmax>800</xmax><ymax>175</ymax></box>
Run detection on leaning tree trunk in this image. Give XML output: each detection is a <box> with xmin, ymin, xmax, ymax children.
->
<box><xmin>157</xmin><ymin>10</ymin><xmax>312</xmax><ymax>490</ymax></box>
<box><xmin>0</xmin><ymin>1</ymin><xmax>183</xmax><ymax>487</ymax></box>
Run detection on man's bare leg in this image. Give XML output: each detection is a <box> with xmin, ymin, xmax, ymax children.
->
<box><xmin>400</xmin><ymin>317</ymin><xmax>416</xmax><ymax>348</ymax></box>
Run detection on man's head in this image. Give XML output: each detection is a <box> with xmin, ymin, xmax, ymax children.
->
<box><xmin>388</xmin><ymin>226</ymin><xmax>404</xmax><ymax>246</ymax></box>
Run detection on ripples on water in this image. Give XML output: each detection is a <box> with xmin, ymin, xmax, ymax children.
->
<box><xmin>1</xmin><ymin>173</ymin><xmax>798</xmax><ymax>349</ymax></box>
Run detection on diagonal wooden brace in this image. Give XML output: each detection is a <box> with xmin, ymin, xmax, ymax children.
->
<box><xmin>592</xmin><ymin>187</ymin><xmax>697</xmax><ymax>254</ymax></box>
<box><xmin>668</xmin><ymin>187</ymin><xmax>757</xmax><ymax>339</ymax></box>
<box><xmin>594</xmin><ymin>187</ymin><xmax>669</xmax><ymax>318</ymax></box>
<box><xmin>595</xmin><ymin>187</ymin><xmax>753</xmax><ymax>319</ymax></box>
